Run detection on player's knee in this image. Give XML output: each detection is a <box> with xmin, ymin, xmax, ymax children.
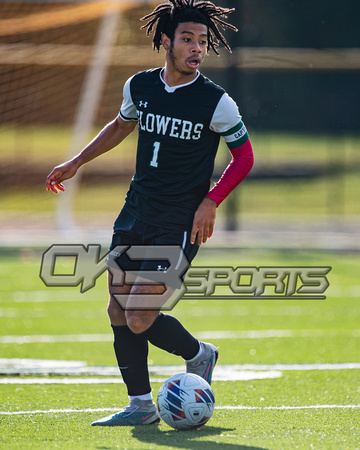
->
<box><xmin>125</xmin><ymin>311</ymin><xmax>157</xmax><ymax>334</ymax></box>
<box><xmin>125</xmin><ymin>312</ymin><xmax>146</xmax><ymax>334</ymax></box>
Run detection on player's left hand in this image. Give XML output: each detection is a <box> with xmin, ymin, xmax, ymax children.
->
<box><xmin>47</xmin><ymin>180</ymin><xmax>65</xmax><ymax>194</ymax></box>
<box><xmin>191</xmin><ymin>197</ymin><xmax>217</xmax><ymax>245</ymax></box>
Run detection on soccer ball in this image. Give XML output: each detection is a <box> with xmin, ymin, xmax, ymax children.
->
<box><xmin>157</xmin><ymin>373</ymin><xmax>215</xmax><ymax>430</ymax></box>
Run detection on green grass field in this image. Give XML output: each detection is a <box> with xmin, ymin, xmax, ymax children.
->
<box><xmin>1</xmin><ymin>247</ymin><xmax>359</xmax><ymax>449</ymax></box>
<box><xmin>1</xmin><ymin>123</ymin><xmax>359</xmax><ymax>448</ymax></box>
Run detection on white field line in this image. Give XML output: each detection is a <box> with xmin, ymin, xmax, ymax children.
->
<box><xmin>0</xmin><ymin>371</ymin><xmax>283</xmax><ymax>384</ymax></box>
<box><xmin>0</xmin><ymin>361</ymin><xmax>359</xmax><ymax>382</ymax></box>
<box><xmin>1</xmin><ymin>329</ymin><xmax>360</xmax><ymax>344</ymax></box>
<box><xmin>0</xmin><ymin>377</ymin><xmax>167</xmax><ymax>385</ymax></box>
<box><xmin>1</xmin><ymin>405</ymin><xmax>359</xmax><ymax>416</ymax></box>
<box><xmin>3</xmin><ymin>357</ymin><xmax>359</xmax><ymax>382</ymax></box>
<box><xmin>0</xmin><ymin>358</ymin><xmax>283</xmax><ymax>380</ymax></box>
<box><xmin>218</xmin><ymin>362</ymin><xmax>360</xmax><ymax>371</ymax></box>
<box><xmin>1</xmin><ymin>359</ymin><xmax>360</xmax><ymax>375</ymax></box>
<box><xmin>0</xmin><ymin>334</ymin><xmax>113</xmax><ymax>344</ymax></box>
<box><xmin>219</xmin><ymin>405</ymin><xmax>360</xmax><ymax>411</ymax></box>
<box><xmin>0</xmin><ymin>358</ymin><xmax>87</xmax><ymax>369</ymax></box>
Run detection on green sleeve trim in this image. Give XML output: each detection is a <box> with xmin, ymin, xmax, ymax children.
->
<box><xmin>226</xmin><ymin>133</ymin><xmax>249</xmax><ymax>149</ymax></box>
<box><xmin>220</xmin><ymin>121</ymin><xmax>244</xmax><ymax>137</ymax></box>
<box><xmin>221</xmin><ymin>120</ymin><xmax>249</xmax><ymax>149</ymax></box>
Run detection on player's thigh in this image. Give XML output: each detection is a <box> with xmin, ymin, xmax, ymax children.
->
<box><xmin>124</xmin><ymin>279</ymin><xmax>175</xmax><ymax>333</ymax></box>
<box><xmin>106</xmin><ymin>209</ymin><xmax>143</xmax><ymax>324</ymax></box>
<box><xmin>125</xmin><ymin>274</ymin><xmax>174</xmax><ymax>310</ymax></box>
<box><xmin>107</xmin><ymin>271</ymin><xmax>132</xmax><ymax>325</ymax></box>
<box><xmin>107</xmin><ymin>273</ymin><xmax>166</xmax><ymax>329</ymax></box>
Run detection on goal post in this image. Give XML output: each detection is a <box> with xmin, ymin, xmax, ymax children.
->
<box><xmin>0</xmin><ymin>0</ymin><xmax>155</xmax><ymax>237</ymax></box>
<box><xmin>56</xmin><ymin>2</ymin><xmax>122</xmax><ymax>234</ymax></box>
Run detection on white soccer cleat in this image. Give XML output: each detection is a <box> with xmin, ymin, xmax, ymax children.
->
<box><xmin>91</xmin><ymin>398</ymin><xmax>160</xmax><ymax>427</ymax></box>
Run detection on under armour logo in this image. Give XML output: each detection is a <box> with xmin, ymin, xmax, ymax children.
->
<box><xmin>139</xmin><ymin>101</ymin><xmax>148</xmax><ymax>108</ymax></box>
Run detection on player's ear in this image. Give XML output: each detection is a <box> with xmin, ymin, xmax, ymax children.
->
<box><xmin>161</xmin><ymin>33</ymin><xmax>171</xmax><ymax>51</ymax></box>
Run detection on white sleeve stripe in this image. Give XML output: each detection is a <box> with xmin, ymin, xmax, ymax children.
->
<box><xmin>209</xmin><ymin>93</ymin><xmax>242</xmax><ymax>135</ymax></box>
<box><xmin>119</xmin><ymin>75</ymin><xmax>138</xmax><ymax>122</ymax></box>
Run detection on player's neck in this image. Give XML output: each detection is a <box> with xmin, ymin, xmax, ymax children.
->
<box><xmin>162</xmin><ymin>64</ymin><xmax>198</xmax><ymax>87</ymax></box>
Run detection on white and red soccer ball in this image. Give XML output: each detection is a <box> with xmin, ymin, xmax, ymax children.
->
<box><xmin>157</xmin><ymin>373</ymin><xmax>215</xmax><ymax>430</ymax></box>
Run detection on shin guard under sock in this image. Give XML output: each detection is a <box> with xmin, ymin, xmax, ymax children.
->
<box><xmin>112</xmin><ymin>325</ymin><xmax>151</xmax><ymax>396</ymax></box>
<box><xmin>139</xmin><ymin>314</ymin><xmax>199</xmax><ymax>360</ymax></box>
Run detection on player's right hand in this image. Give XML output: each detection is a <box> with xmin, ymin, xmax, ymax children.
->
<box><xmin>46</xmin><ymin>160</ymin><xmax>79</xmax><ymax>194</ymax></box>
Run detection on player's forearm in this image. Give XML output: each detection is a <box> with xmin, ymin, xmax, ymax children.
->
<box><xmin>74</xmin><ymin>118</ymin><xmax>135</xmax><ymax>167</ymax></box>
<box><xmin>206</xmin><ymin>139</ymin><xmax>254</xmax><ymax>206</ymax></box>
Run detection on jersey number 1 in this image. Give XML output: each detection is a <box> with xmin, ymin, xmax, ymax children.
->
<box><xmin>150</xmin><ymin>141</ymin><xmax>160</xmax><ymax>168</ymax></box>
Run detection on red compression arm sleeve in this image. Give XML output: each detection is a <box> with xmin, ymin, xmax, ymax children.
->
<box><xmin>206</xmin><ymin>139</ymin><xmax>254</xmax><ymax>206</ymax></box>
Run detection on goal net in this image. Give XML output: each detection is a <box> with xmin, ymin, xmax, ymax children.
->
<box><xmin>2</xmin><ymin>1</ymin><xmax>357</xmax><ymax>245</ymax></box>
<box><xmin>0</xmin><ymin>0</ymin><xmax>161</xmax><ymax>237</ymax></box>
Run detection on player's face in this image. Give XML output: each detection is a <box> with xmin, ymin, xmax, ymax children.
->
<box><xmin>164</xmin><ymin>22</ymin><xmax>208</xmax><ymax>78</ymax></box>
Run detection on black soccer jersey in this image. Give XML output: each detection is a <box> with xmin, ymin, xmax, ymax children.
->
<box><xmin>119</xmin><ymin>68</ymin><xmax>244</xmax><ymax>229</ymax></box>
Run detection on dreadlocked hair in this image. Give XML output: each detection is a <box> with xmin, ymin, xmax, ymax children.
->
<box><xmin>141</xmin><ymin>0</ymin><xmax>237</xmax><ymax>55</ymax></box>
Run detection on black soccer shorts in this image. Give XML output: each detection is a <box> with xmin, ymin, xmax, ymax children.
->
<box><xmin>108</xmin><ymin>207</ymin><xmax>199</xmax><ymax>288</ymax></box>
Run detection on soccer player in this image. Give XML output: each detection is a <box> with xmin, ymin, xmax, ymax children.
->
<box><xmin>46</xmin><ymin>0</ymin><xmax>254</xmax><ymax>427</ymax></box>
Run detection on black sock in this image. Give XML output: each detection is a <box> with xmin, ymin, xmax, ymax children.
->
<box><xmin>112</xmin><ymin>325</ymin><xmax>151</xmax><ymax>396</ymax></box>
<box><xmin>139</xmin><ymin>314</ymin><xmax>199</xmax><ymax>360</ymax></box>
